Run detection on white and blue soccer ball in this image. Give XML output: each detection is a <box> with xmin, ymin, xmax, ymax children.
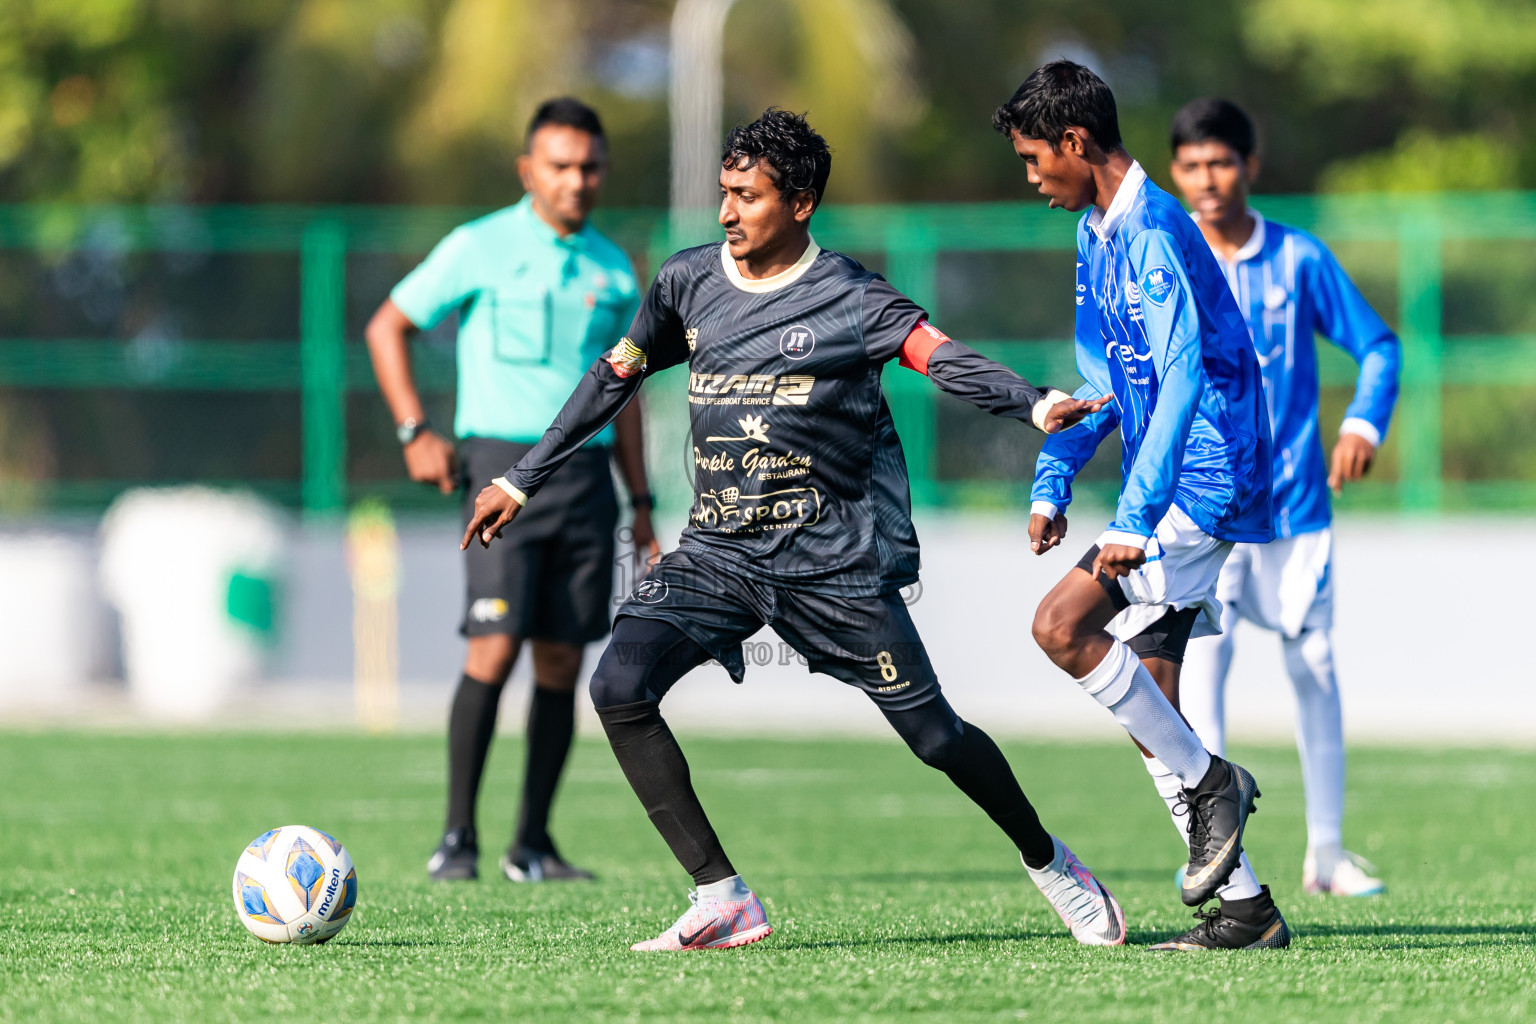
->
<box><xmin>232</xmin><ymin>825</ymin><xmax>358</xmax><ymax>944</ymax></box>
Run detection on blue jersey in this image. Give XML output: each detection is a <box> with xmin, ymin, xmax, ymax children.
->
<box><xmin>1204</xmin><ymin>213</ymin><xmax>1400</xmax><ymax>537</ymax></box>
<box><xmin>1032</xmin><ymin>163</ymin><xmax>1273</xmax><ymax>546</ymax></box>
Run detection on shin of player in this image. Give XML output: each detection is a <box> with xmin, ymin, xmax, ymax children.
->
<box><xmin>995</xmin><ymin>62</ymin><xmax>1288</xmax><ymax>950</ymax></box>
<box><xmin>1168</xmin><ymin>98</ymin><xmax>1398</xmax><ymax>897</ymax></box>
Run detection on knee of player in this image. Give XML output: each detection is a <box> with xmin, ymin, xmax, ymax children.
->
<box><xmin>1031</xmin><ymin>599</ymin><xmax>1077</xmax><ymax>659</ymax></box>
<box><xmin>463</xmin><ymin>634</ymin><xmax>517</xmax><ymax>684</ymax></box>
<box><xmin>587</xmin><ymin>656</ymin><xmax>642</xmax><ymax>710</ymax></box>
<box><xmin>907</xmin><ymin>721</ymin><xmax>965</xmax><ymax>771</ymax></box>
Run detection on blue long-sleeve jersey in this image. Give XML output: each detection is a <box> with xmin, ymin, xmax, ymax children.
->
<box><xmin>1032</xmin><ymin>163</ymin><xmax>1274</xmax><ymax>546</ymax></box>
<box><xmin>1204</xmin><ymin>212</ymin><xmax>1400</xmax><ymax>538</ymax></box>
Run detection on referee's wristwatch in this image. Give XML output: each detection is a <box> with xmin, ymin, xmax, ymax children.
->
<box><xmin>630</xmin><ymin>491</ymin><xmax>655</xmax><ymax>511</ymax></box>
<box><xmin>396</xmin><ymin>417</ymin><xmax>430</xmax><ymax>446</ymax></box>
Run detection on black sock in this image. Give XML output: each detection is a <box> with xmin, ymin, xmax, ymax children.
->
<box><xmin>514</xmin><ymin>686</ymin><xmax>576</xmax><ymax>855</ymax></box>
<box><xmin>446</xmin><ymin>673</ymin><xmax>505</xmax><ymax>837</ymax></box>
<box><xmin>1219</xmin><ymin>884</ymin><xmax>1275</xmax><ymax>922</ymax></box>
<box><xmin>595</xmin><ymin>699</ymin><xmax>736</xmax><ymax>886</ymax></box>
<box><xmin>945</xmin><ymin>723</ymin><xmax>1058</xmax><ymax>869</ymax></box>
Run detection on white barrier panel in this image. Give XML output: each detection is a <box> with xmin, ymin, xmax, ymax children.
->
<box><xmin>0</xmin><ymin>534</ymin><xmax>103</xmax><ymax>706</ymax></box>
<box><xmin>99</xmin><ymin>487</ymin><xmax>286</xmax><ymax>720</ymax></box>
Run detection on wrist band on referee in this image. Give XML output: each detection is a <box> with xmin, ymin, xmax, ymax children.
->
<box><xmin>629</xmin><ymin>492</ymin><xmax>655</xmax><ymax>511</ymax></box>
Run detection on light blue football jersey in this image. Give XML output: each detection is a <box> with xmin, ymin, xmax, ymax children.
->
<box><xmin>1203</xmin><ymin>212</ymin><xmax>1400</xmax><ymax>538</ymax></box>
<box><xmin>1032</xmin><ymin>162</ymin><xmax>1274</xmax><ymax>546</ymax></box>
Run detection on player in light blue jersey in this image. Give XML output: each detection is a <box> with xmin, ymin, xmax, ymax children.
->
<box><xmin>994</xmin><ymin>61</ymin><xmax>1288</xmax><ymax>952</ymax></box>
<box><xmin>1168</xmin><ymin>98</ymin><xmax>1400</xmax><ymax>898</ymax></box>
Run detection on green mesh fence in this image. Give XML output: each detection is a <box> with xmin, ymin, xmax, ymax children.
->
<box><xmin>1</xmin><ymin>194</ymin><xmax>1532</xmax><ymax>517</ymax></box>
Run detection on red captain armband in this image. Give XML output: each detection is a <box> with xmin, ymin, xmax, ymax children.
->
<box><xmin>898</xmin><ymin>320</ymin><xmax>951</xmax><ymax>375</ymax></box>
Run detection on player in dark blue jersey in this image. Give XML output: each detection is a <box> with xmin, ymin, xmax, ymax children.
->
<box><xmin>994</xmin><ymin>62</ymin><xmax>1288</xmax><ymax>951</ymax></box>
<box><xmin>463</xmin><ymin>109</ymin><xmax>1127</xmax><ymax>952</ymax></box>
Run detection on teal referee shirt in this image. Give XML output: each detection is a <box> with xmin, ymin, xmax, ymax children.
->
<box><xmin>391</xmin><ymin>195</ymin><xmax>641</xmax><ymax>447</ymax></box>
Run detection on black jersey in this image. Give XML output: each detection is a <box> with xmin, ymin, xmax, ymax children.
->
<box><xmin>504</xmin><ymin>240</ymin><xmax>1054</xmax><ymax>597</ymax></box>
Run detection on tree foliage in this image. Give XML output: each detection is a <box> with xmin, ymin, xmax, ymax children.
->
<box><xmin>0</xmin><ymin>0</ymin><xmax>1531</xmax><ymax>204</ymax></box>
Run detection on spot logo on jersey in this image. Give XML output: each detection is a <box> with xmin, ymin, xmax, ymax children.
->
<box><xmin>1076</xmin><ymin>283</ymin><xmax>1088</xmax><ymax>306</ymax></box>
<box><xmin>688</xmin><ymin>372</ymin><xmax>815</xmax><ymax>406</ymax></box>
<box><xmin>692</xmin><ymin>486</ymin><xmax>822</xmax><ymax>533</ymax></box>
<box><xmin>1141</xmin><ymin>266</ymin><xmax>1176</xmax><ymax>305</ymax></box>
<box><xmin>685</xmin><ymin>327</ymin><xmax>699</xmax><ymax>352</ymax></box>
<box><xmin>779</xmin><ymin>324</ymin><xmax>815</xmax><ymax>360</ymax></box>
<box><xmin>1264</xmin><ymin>284</ymin><xmax>1288</xmax><ymax>311</ymax></box>
<box><xmin>634</xmin><ymin>578</ymin><xmax>668</xmax><ymax>604</ymax></box>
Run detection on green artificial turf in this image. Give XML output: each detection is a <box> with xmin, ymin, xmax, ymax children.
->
<box><xmin>1</xmin><ymin>730</ymin><xmax>1532</xmax><ymax>1022</ymax></box>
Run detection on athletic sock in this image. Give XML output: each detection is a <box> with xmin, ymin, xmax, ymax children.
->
<box><xmin>1219</xmin><ymin>884</ymin><xmax>1275</xmax><ymax>922</ymax></box>
<box><xmin>944</xmin><ymin>722</ymin><xmax>1057</xmax><ymax>869</ymax></box>
<box><xmin>446</xmin><ymin>672</ymin><xmax>505</xmax><ymax>835</ymax></box>
<box><xmin>1283</xmin><ymin>627</ymin><xmax>1346</xmax><ymax>852</ymax></box>
<box><xmin>1077</xmin><ymin>640</ymin><xmax>1212</xmax><ymax>786</ymax></box>
<box><xmin>1143</xmin><ymin>755</ymin><xmax>1263</xmax><ymax>900</ymax></box>
<box><xmin>514</xmin><ymin>685</ymin><xmax>576</xmax><ymax>855</ymax></box>
<box><xmin>697</xmin><ymin>875</ymin><xmax>753</xmax><ymax>902</ymax></box>
<box><xmin>595</xmin><ymin>699</ymin><xmax>736</xmax><ymax>886</ymax></box>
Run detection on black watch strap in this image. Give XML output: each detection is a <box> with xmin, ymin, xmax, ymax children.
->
<box><xmin>630</xmin><ymin>492</ymin><xmax>655</xmax><ymax>511</ymax></box>
<box><xmin>397</xmin><ymin>417</ymin><xmax>430</xmax><ymax>445</ymax></box>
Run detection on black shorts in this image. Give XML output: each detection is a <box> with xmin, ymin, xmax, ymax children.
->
<box><xmin>615</xmin><ymin>549</ymin><xmax>941</xmax><ymax>712</ymax></box>
<box><xmin>459</xmin><ymin>437</ymin><xmax>618</xmax><ymax>644</ymax></box>
<box><xmin>1076</xmin><ymin>545</ymin><xmax>1200</xmax><ymax>663</ymax></box>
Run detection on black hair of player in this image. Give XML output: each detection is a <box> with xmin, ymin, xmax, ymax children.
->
<box><xmin>526</xmin><ymin>97</ymin><xmax>605</xmax><ymax>146</ymax></box>
<box><xmin>721</xmin><ymin>108</ymin><xmax>832</xmax><ymax>210</ymax></box>
<box><xmin>1169</xmin><ymin>98</ymin><xmax>1255</xmax><ymax>159</ymax></box>
<box><xmin>991</xmin><ymin>60</ymin><xmax>1121</xmax><ymax>152</ymax></box>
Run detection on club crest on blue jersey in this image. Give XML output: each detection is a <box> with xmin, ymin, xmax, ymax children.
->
<box><xmin>1141</xmin><ymin>266</ymin><xmax>1176</xmax><ymax>305</ymax></box>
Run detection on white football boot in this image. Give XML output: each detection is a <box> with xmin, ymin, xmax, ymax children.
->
<box><xmin>1304</xmin><ymin>847</ymin><xmax>1384</xmax><ymax>896</ymax></box>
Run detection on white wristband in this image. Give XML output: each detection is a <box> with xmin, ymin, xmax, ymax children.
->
<box><xmin>1030</xmin><ymin>500</ymin><xmax>1061</xmax><ymax>520</ymax></box>
<box><xmin>1031</xmin><ymin>389</ymin><xmax>1075</xmax><ymax>432</ymax></box>
<box><xmin>1339</xmin><ymin>417</ymin><xmax>1381</xmax><ymax>447</ymax></box>
<box><xmin>491</xmin><ymin>477</ymin><xmax>528</xmax><ymax>505</ymax></box>
<box><xmin>1096</xmin><ymin>529</ymin><xmax>1150</xmax><ymax>551</ymax></box>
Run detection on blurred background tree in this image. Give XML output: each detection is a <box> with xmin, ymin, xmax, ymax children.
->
<box><xmin>2</xmin><ymin>0</ymin><xmax>1534</xmax><ymax>206</ymax></box>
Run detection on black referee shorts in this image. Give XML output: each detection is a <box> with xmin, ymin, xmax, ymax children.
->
<box><xmin>613</xmin><ymin>549</ymin><xmax>941</xmax><ymax>712</ymax></box>
<box><xmin>459</xmin><ymin>437</ymin><xmax>618</xmax><ymax>645</ymax></box>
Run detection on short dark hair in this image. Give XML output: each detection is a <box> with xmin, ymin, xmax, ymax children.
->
<box><xmin>526</xmin><ymin>97</ymin><xmax>605</xmax><ymax>145</ymax></box>
<box><xmin>991</xmin><ymin>60</ymin><xmax>1122</xmax><ymax>151</ymax></box>
<box><xmin>721</xmin><ymin>108</ymin><xmax>832</xmax><ymax>209</ymax></box>
<box><xmin>1170</xmin><ymin>98</ymin><xmax>1255</xmax><ymax>159</ymax></box>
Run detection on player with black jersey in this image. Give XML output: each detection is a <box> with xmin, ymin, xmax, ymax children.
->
<box><xmin>463</xmin><ymin>109</ymin><xmax>1122</xmax><ymax>951</ymax></box>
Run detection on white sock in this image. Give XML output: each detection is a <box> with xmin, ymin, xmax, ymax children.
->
<box><xmin>1077</xmin><ymin>640</ymin><xmax>1212</xmax><ymax>786</ymax></box>
<box><xmin>1283</xmin><ymin>627</ymin><xmax>1345</xmax><ymax>852</ymax></box>
<box><xmin>697</xmin><ymin>875</ymin><xmax>752</xmax><ymax>902</ymax></box>
<box><xmin>1143</xmin><ymin>756</ymin><xmax>1262</xmax><ymax>901</ymax></box>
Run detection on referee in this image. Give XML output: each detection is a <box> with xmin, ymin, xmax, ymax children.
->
<box><xmin>365</xmin><ymin>97</ymin><xmax>659</xmax><ymax>882</ymax></box>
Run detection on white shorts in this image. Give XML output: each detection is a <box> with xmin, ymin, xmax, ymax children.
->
<box><xmin>1096</xmin><ymin>505</ymin><xmax>1235</xmax><ymax>645</ymax></box>
<box><xmin>1217</xmin><ymin>527</ymin><xmax>1334</xmax><ymax>638</ymax></box>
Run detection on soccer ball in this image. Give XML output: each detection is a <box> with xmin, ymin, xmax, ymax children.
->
<box><xmin>232</xmin><ymin>826</ymin><xmax>358</xmax><ymax>944</ymax></box>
